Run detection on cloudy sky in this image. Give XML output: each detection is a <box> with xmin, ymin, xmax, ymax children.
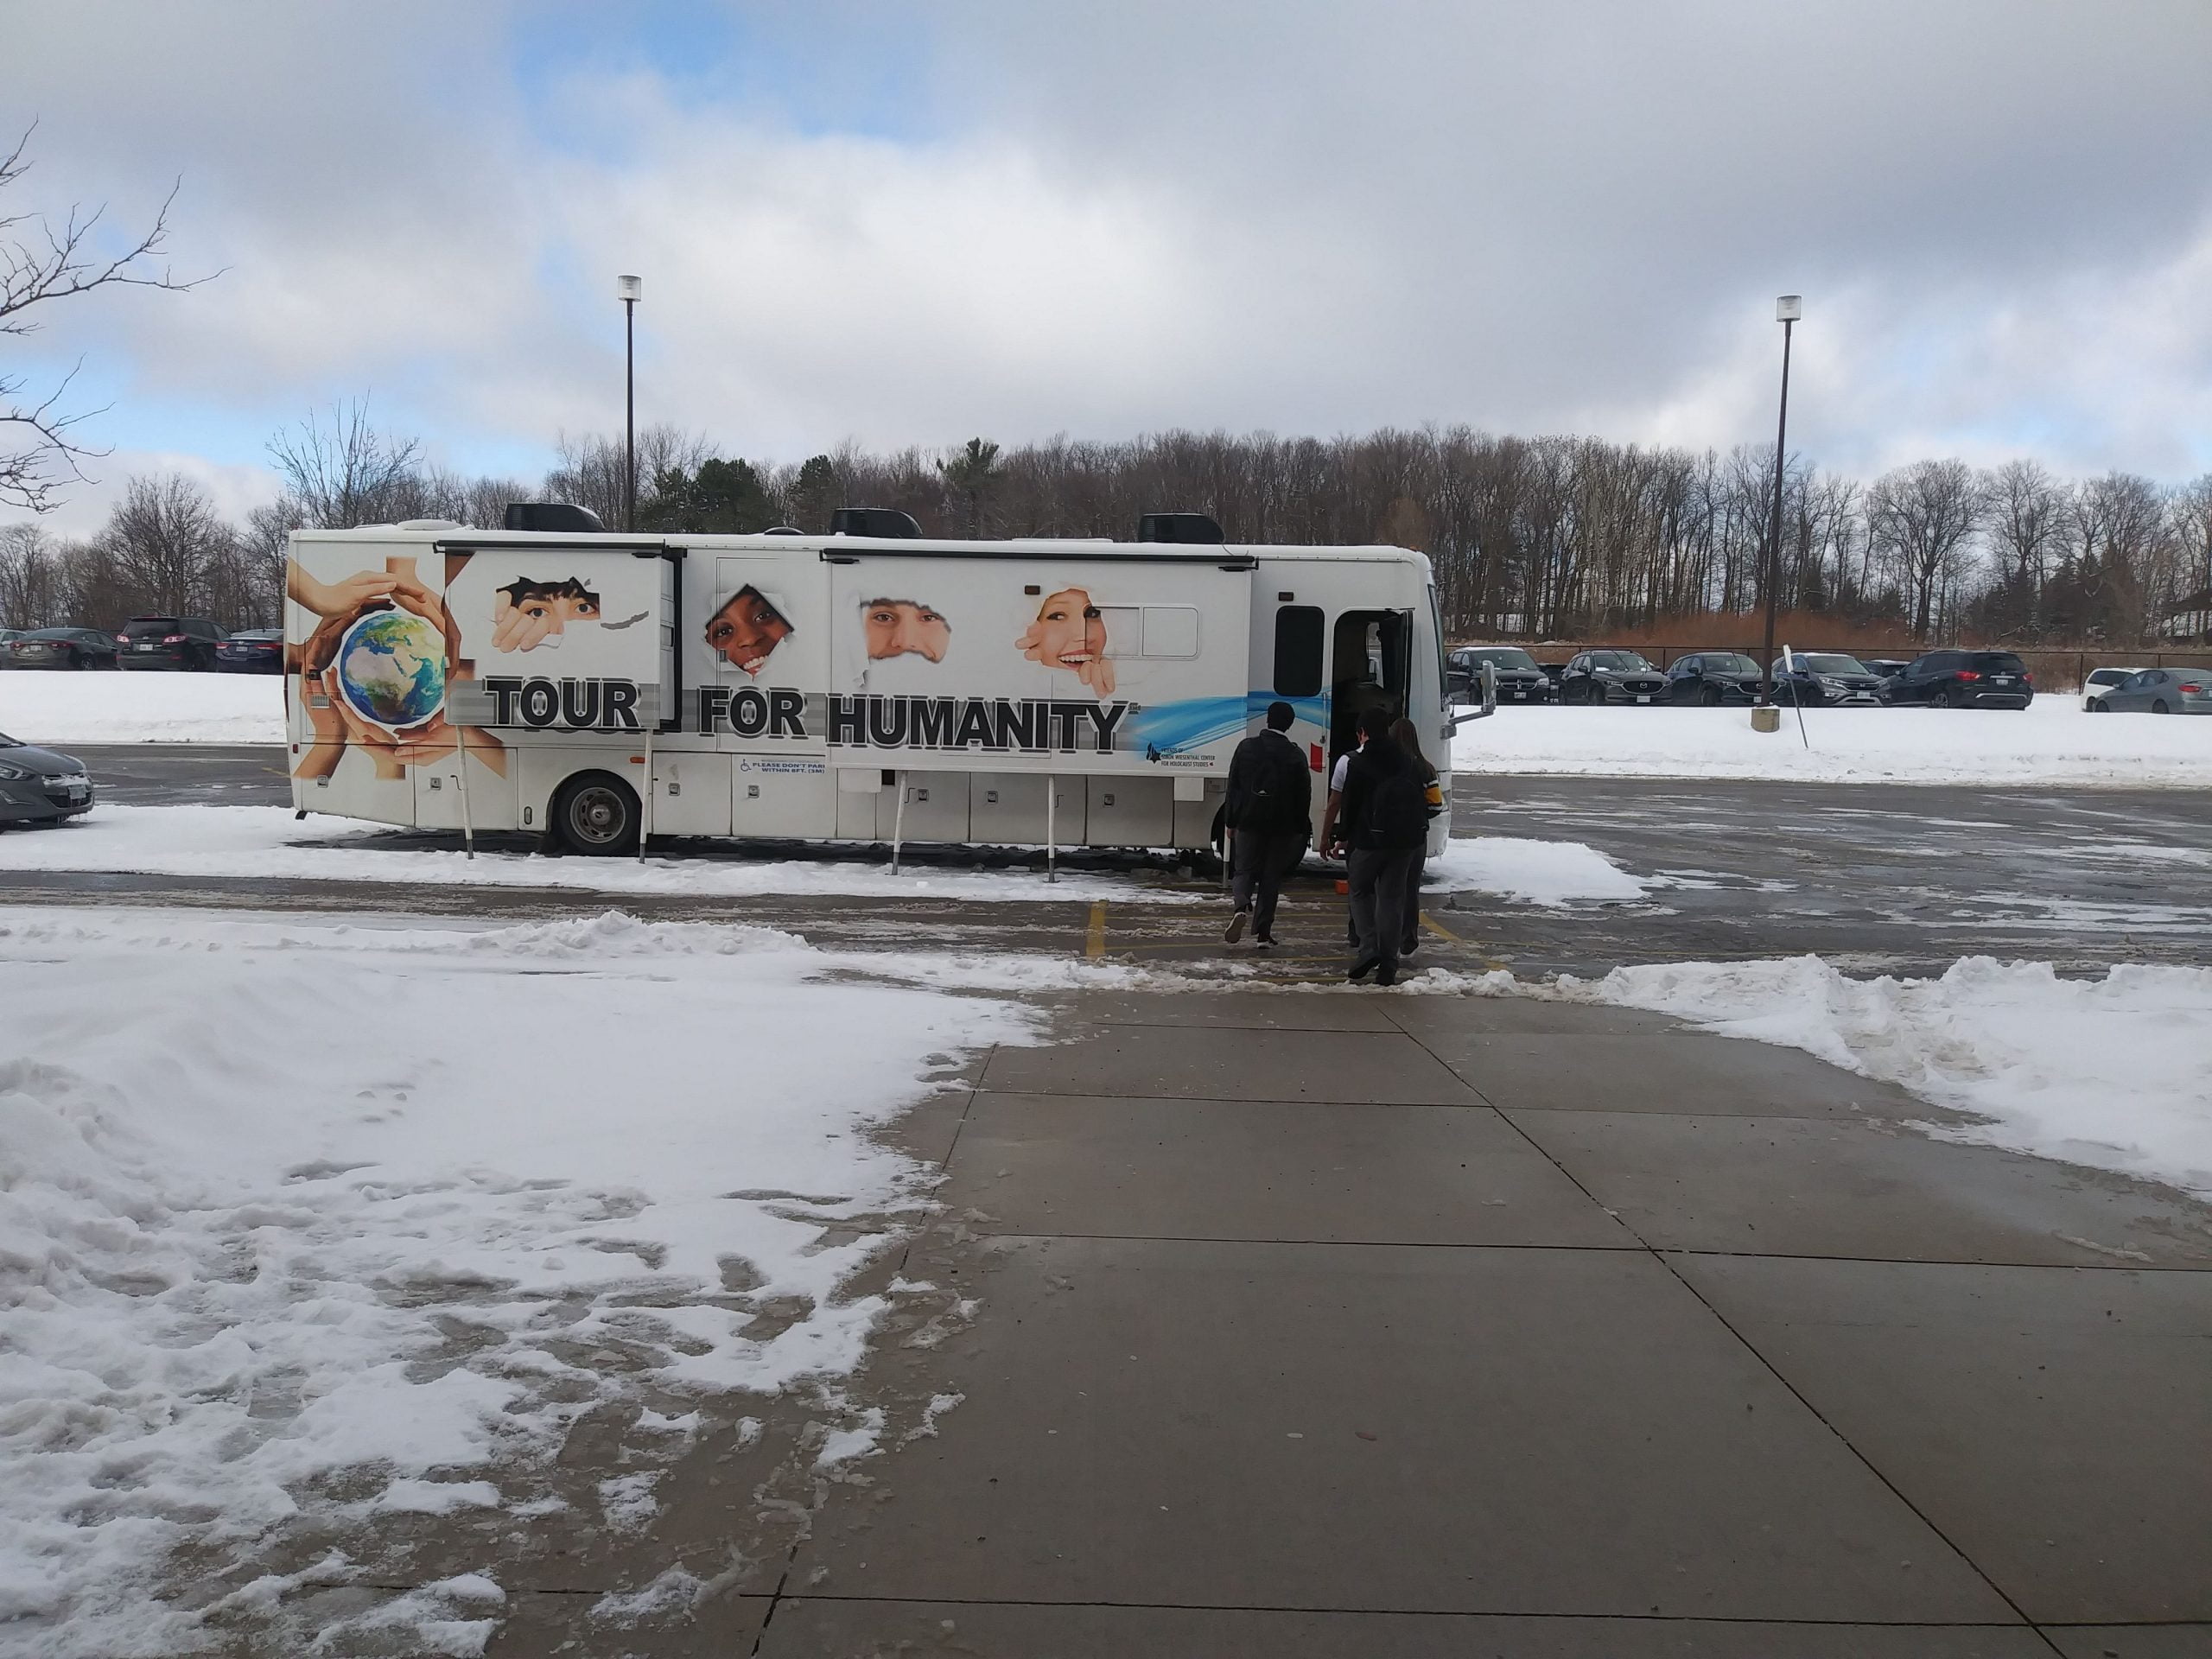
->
<box><xmin>6</xmin><ymin>0</ymin><xmax>2212</xmax><ymax>531</ymax></box>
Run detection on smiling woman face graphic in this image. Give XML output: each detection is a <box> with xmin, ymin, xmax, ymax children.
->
<box><xmin>1017</xmin><ymin>587</ymin><xmax>1113</xmax><ymax>696</ymax></box>
<box><xmin>706</xmin><ymin>586</ymin><xmax>792</xmax><ymax>677</ymax></box>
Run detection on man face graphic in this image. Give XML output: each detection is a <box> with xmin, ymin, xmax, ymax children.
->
<box><xmin>862</xmin><ymin>599</ymin><xmax>950</xmax><ymax>663</ymax></box>
<box><xmin>706</xmin><ymin>586</ymin><xmax>792</xmax><ymax>677</ymax></box>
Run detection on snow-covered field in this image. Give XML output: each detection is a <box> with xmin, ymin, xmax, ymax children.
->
<box><xmin>9</xmin><ymin>671</ymin><xmax>2210</xmax><ymax>786</ymax></box>
<box><xmin>0</xmin><ymin>906</ymin><xmax>1096</xmax><ymax>1653</ymax></box>
<box><xmin>1451</xmin><ymin>696</ymin><xmax>2212</xmax><ymax>785</ymax></box>
<box><xmin>1427</xmin><ymin>955</ymin><xmax>2212</xmax><ymax>1197</ymax></box>
<box><xmin>0</xmin><ymin>804</ymin><xmax>1653</xmax><ymax>909</ymax></box>
<box><xmin>0</xmin><ymin>671</ymin><xmax>284</xmax><ymax>745</ymax></box>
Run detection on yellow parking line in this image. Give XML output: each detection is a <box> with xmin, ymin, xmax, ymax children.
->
<box><xmin>1419</xmin><ymin>911</ymin><xmax>1460</xmax><ymax>941</ymax></box>
<box><xmin>1085</xmin><ymin>901</ymin><xmax>1107</xmax><ymax>958</ymax></box>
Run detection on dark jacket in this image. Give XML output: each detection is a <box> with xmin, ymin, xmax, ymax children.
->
<box><xmin>1338</xmin><ymin>732</ymin><xmax>1426</xmax><ymax>851</ymax></box>
<box><xmin>1224</xmin><ymin>728</ymin><xmax>1313</xmax><ymax>835</ymax></box>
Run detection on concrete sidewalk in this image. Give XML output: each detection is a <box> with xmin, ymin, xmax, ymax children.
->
<box><xmin>742</xmin><ymin>986</ymin><xmax>2212</xmax><ymax>1657</ymax></box>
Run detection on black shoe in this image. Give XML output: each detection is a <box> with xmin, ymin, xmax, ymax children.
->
<box><xmin>1254</xmin><ymin>933</ymin><xmax>1274</xmax><ymax>947</ymax></box>
<box><xmin>1347</xmin><ymin>956</ymin><xmax>1379</xmax><ymax>982</ymax></box>
<box><xmin>1376</xmin><ymin>964</ymin><xmax>1399</xmax><ymax>987</ymax></box>
<box><xmin>1224</xmin><ymin>908</ymin><xmax>1249</xmax><ymax>944</ymax></box>
<box><xmin>1402</xmin><ymin>936</ymin><xmax>1419</xmax><ymax>956</ymax></box>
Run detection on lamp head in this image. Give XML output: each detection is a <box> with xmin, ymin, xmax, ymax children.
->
<box><xmin>1776</xmin><ymin>294</ymin><xmax>1802</xmax><ymax>322</ymax></box>
<box><xmin>617</xmin><ymin>274</ymin><xmax>642</xmax><ymax>302</ymax></box>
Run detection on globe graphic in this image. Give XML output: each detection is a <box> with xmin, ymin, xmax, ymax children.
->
<box><xmin>335</xmin><ymin>608</ymin><xmax>446</xmax><ymax>729</ymax></box>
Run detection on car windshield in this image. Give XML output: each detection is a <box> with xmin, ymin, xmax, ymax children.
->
<box><xmin>24</xmin><ymin>627</ymin><xmax>80</xmax><ymax>641</ymax></box>
<box><xmin>123</xmin><ymin>618</ymin><xmax>179</xmax><ymax>638</ymax></box>
<box><xmin>1592</xmin><ymin>651</ymin><xmax>1654</xmax><ymax>671</ymax></box>
<box><xmin>0</xmin><ymin>731</ymin><xmax>17</xmax><ymax>747</ymax></box>
<box><xmin>2088</xmin><ymin>670</ymin><xmax>2128</xmax><ymax>685</ymax></box>
<box><xmin>1798</xmin><ymin>654</ymin><xmax>1868</xmax><ymax>673</ymax></box>
<box><xmin>1465</xmin><ymin>648</ymin><xmax>1538</xmax><ymax>670</ymax></box>
<box><xmin>1700</xmin><ymin>653</ymin><xmax>1758</xmax><ymax>672</ymax></box>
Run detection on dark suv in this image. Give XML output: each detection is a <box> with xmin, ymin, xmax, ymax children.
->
<box><xmin>1881</xmin><ymin>649</ymin><xmax>2034</xmax><ymax>709</ymax></box>
<box><xmin>1665</xmin><ymin>651</ymin><xmax>1764</xmax><ymax>705</ymax></box>
<box><xmin>117</xmin><ymin>615</ymin><xmax>226</xmax><ymax>671</ymax></box>
<box><xmin>1447</xmin><ymin>645</ymin><xmax>1554</xmax><ymax>704</ymax></box>
<box><xmin>1560</xmin><ymin>649</ymin><xmax>1668</xmax><ymax>704</ymax></box>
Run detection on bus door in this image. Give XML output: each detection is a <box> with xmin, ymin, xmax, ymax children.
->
<box><xmin>687</xmin><ymin>554</ymin><xmax>830</xmax><ymax>838</ymax></box>
<box><xmin>1329</xmin><ymin>607</ymin><xmax>1413</xmax><ymax>769</ymax></box>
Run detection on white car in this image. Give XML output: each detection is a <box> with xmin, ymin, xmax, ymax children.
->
<box><xmin>2081</xmin><ymin>666</ymin><xmax>2147</xmax><ymax>710</ymax></box>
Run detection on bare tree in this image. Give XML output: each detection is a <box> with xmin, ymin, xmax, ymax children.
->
<box><xmin>267</xmin><ymin>397</ymin><xmax>426</xmax><ymax>528</ymax></box>
<box><xmin>1866</xmin><ymin>459</ymin><xmax>1986</xmax><ymax>639</ymax></box>
<box><xmin>96</xmin><ymin>473</ymin><xmax>234</xmax><ymax>615</ymax></box>
<box><xmin>2</xmin><ymin>124</ymin><xmax>218</xmax><ymax>512</ymax></box>
<box><xmin>1982</xmin><ymin>459</ymin><xmax>2065</xmax><ymax>636</ymax></box>
<box><xmin>543</xmin><ymin>424</ymin><xmax>711</xmax><ymax>529</ymax></box>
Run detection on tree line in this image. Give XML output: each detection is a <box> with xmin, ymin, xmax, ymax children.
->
<box><xmin>4</xmin><ymin>412</ymin><xmax>2209</xmax><ymax>646</ymax></box>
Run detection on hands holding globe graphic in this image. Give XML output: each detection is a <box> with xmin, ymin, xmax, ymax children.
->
<box><xmin>290</xmin><ymin>557</ymin><xmax>506</xmax><ymax>782</ymax></box>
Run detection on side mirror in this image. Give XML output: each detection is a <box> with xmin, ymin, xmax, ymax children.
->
<box><xmin>1452</xmin><ymin>660</ymin><xmax>1498</xmax><ymax>727</ymax></box>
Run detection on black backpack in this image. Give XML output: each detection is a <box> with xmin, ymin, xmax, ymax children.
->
<box><xmin>1247</xmin><ymin>734</ymin><xmax>1310</xmax><ymax>833</ymax></box>
<box><xmin>1363</xmin><ymin>762</ymin><xmax>1429</xmax><ymax>848</ymax></box>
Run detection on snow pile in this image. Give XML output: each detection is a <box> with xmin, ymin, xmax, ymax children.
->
<box><xmin>1422</xmin><ymin>836</ymin><xmax>1649</xmax><ymax>904</ymax></box>
<box><xmin>1451</xmin><ymin>699</ymin><xmax>2212</xmax><ymax>786</ymax></box>
<box><xmin>1551</xmin><ymin>955</ymin><xmax>2212</xmax><ymax>1194</ymax></box>
<box><xmin>0</xmin><ymin>671</ymin><xmax>284</xmax><ymax>745</ymax></box>
<box><xmin>0</xmin><ymin>804</ymin><xmax>1195</xmax><ymax>904</ymax></box>
<box><xmin>0</xmin><ymin>907</ymin><xmax>1040</xmax><ymax>1650</ymax></box>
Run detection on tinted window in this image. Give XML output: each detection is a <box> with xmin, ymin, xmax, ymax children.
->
<box><xmin>1971</xmin><ymin>653</ymin><xmax>2025</xmax><ymax>673</ymax></box>
<box><xmin>1272</xmin><ymin>606</ymin><xmax>1324</xmax><ymax>697</ymax></box>
<box><xmin>1801</xmin><ymin>654</ymin><xmax>1866</xmax><ymax>673</ymax></box>
<box><xmin>1702</xmin><ymin>653</ymin><xmax>1758</xmax><ymax>672</ymax></box>
<box><xmin>124</xmin><ymin>618</ymin><xmax>180</xmax><ymax>638</ymax></box>
<box><xmin>26</xmin><ymin>628</ymin><xmax>80</xmax><ymax>640</ymax></box>
<box><xmin>1464</xmin><ymin>647</ymin><xmax>1539</xmax><ymax>671</ymax></box>
<box><xmin>1591</xmin><ymin>651</ymin><xmax>1654</xmax><ymax>671</ymax></box>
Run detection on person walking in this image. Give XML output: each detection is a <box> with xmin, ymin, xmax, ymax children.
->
<box><xmin>1388</xmin><ymin>715</ymin><xmax>1442</xmax><ymax>958</ymax></box>
<box><xmin>1334</xmin><ymin>708</ymin><xmax>1427</xmax><ymax>985</ymax></box>
<box><xmin>1223</xmin><ymin>701</ymin><xmax>1313</xmax><ymax>946</ymax></box>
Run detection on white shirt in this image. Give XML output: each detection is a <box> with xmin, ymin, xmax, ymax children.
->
<box><xmin>1330</xmin><ymin>752</ymin><xmax>1352</xmax><ymax>792</ymax></box>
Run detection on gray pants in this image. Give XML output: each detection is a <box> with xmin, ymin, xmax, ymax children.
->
<box><xmin>1349</xmin><ymin>847</ymin><xmax>1422</xmax><ymax>973</ymax></box>
<box><xmin>1230</xmin><ymin>829</ymin><xmax>1305</xmax><ymax>938</ymax></box>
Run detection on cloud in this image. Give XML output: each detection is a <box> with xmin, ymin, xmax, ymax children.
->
<box><xmin>3</xmin><ymin>0</ymin><xmax>2209</xmax><ymax>531</ymax></box>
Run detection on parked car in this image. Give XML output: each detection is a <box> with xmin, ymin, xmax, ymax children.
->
<box><xmin>2093</xmin><ymin>667</ymin><xmax>2212</xmax><ymax>715</ymax></box>
<box><xmin>1665</xmin><ymin>651</ymin><xmax>1764</xmax><ymax>705</ymax></box>
<box><xmin>1559</xmin><ymin>649</ymin><xmax>1668</xmax><ymax>704</ymax></box>
<box><xmin>1862</xmin><ymin>658</ymin><xmax>1910</xmax><ymax>681</ymax></box>
<box><xmin>8</xmin><ymin>626</ymin><xmax>120</xmax><ymax>670</ymax></box>
<box><xmin>2081</xmin><ymin>665</ymin><xmax>2148</xmax><ymax>710</ymax></box>
<box><xmin>1539</xmin><ymin>661</ymin><xmax>1567</xmax><ymax>687</ymax></box>
<box><xmin>1880</xmin><ymin>649</ymin><xmax>2034</xmax><ymax>709</ymax></box>
<box><xmin>1770</xmin><ymin>652</ymin><xmax>1885</xmax><ymax>706</ymax></box>
<box><xmin>0</xmin><ymin>729</ymin><xmax>94</xmax><ymax>825</ymax></box>
<box><xmin>116</xmin><ymin>614</ymin><xmax>226</xmax><ymax>671</ymax></box>
<box><xmin>1447</xmin><ymin>645</ymin><xmax>1554</xmax><ymax>704</ymax></box>
<box><xmin>216</xmin><ymin>627</ymin><xmax>284</xmax><ymax>673</ymax></box>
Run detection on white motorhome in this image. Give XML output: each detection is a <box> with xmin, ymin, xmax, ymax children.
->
<box><xmin>282</xmin><ymin>512</ymin><xmax>1458</xmax><ymax>857</ymax></box>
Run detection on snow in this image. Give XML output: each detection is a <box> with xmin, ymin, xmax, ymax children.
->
<box><xmin>0</xmin><ymin>671</ymin><xmax>284</xmax><ymax>746</ymax></box>
<box><xmin>1451</xmin><ymin>698</ymin><xmax>2212</xmax><ymax>785</ymax></box>
<box><xmin>0</xmin><ymin>804</ymin><xmax>1655</xmax><ymax>911</ymax></box>
<box><xmin>0</xmin><ymin>804</ymin><xmax>1196</xmax><ymax>904</ymax></box>
<box><xmin>1540</xmin><ymin>956</ymin><xmax>2212</xmax><ymax>1195</ymax></box>
<box><xmin>1421</xmin><ymin>836</ymin><xmax>1649</xmax><ymax>904</ymax></box>
<box><xmin>0</xmin><ymin>906</ymin><xmax>1054</xmax><ymax>1653</ymax></box>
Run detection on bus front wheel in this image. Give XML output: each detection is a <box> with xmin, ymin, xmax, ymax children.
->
<box><xmin>551</xmin><ymin>772</ymin><xmax>640</xmax><ymax>855</ymax></box>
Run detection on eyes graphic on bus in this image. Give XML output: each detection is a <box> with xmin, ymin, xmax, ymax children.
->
<box><xmin>1017</xmin><ymin>587</ymin><xmax>1114</xmax><ymax>696</ymax></box>
<box><xmin>862</xmin><ymin>597</ymin><xmax>950</xmax><ymax>664</ymax></box>
<box><xmin>492</xmin><ymin>576</ymin><xmax>601</xmax><ymax>653</ymax></box>
<box><xmin>706</xmin><ymin>585</ymin><xmax>793</xmax><ymax>677</ymax></box>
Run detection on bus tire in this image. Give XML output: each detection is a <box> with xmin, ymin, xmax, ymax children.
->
<box><xmin>550</xmin><ymin>771</ymin><xmax>640</xmax><ymax>855</ymax></box>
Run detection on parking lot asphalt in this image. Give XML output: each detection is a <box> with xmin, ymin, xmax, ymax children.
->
<box><xmin>18</xmin><ymin>744</ymin><xmax>2210</xmax><ymax>977</ymax></box>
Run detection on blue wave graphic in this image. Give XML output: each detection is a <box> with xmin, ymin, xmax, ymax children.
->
<box><xmin>1124</xmin><ymin>691</ymin><xmax>1330</xmax><ymax>759</ymax></box>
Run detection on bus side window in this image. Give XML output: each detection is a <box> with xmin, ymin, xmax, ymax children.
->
<box><xmin>1274</xmin><ymin>606</ymin><xmax>1324</xmax><ymax>696</ymax></box>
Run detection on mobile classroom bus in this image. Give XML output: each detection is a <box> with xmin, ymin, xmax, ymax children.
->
<box><xmin>283</xmin><ymin>509</ymin><xmax>1469</xmax><ymax>861</ymax></box>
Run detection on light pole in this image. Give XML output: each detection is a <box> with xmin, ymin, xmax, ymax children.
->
<box><xmin>618</xmin><ymin>274</ymin><xmax>641</xmax><ymax>531</ymax></box>
<box><xmin>1759</xmin><ymin>294</ymin><xmax>1802</xmax><ymax>707</ymax></box>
